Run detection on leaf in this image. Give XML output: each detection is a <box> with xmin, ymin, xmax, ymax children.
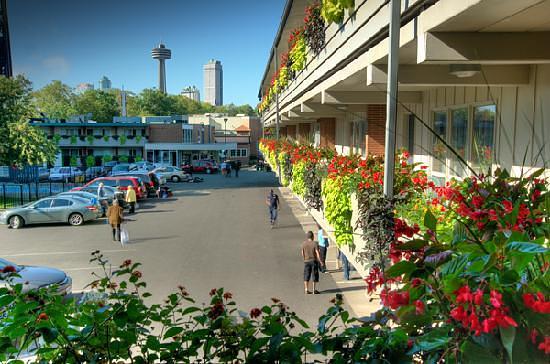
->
<box><xmin>163</xmin><ymin>326</ymin><xmax>183</xmax><ymax>339</ymax></box>
<box><xmin>385</xmin><ymin>261</ymin><xmax>417</xmax><ymax>279</ymax></box>
<box><xmin>441</xmin><ymin>255</ymin><xmax>469</xmax><ymax>275</ymax></box>
<box><xmin>442</xmin><ymin>276</ymin><xmax>463</xmax><ymax>294</ymax></box>
<box><xmin>506</xmin><ymin>241</ymin><xmax>548</xmax><ymax>254</ymax></box>
<box><xmin>396</xmin><ymin>239</ymin><xmax>428</xmax><ymax>251</ymax></box>
<box><xmin>499</xmin><ymin>326</ymin><xmax>515</xmax><ymax>363</ymax></box>
<box><xmin>461</xmin><ymin>339</ymin><xmax>500</xmax><ymax>363</ymax></box>
<box><xmin>424</xmin><ymin>250</ymin><xmax>453</xmax><ymax>266</ymax></box>
<box><xmin>424</xmin><ymin>209</ymin><xmax>437</xmax><ymax>231</ymax></box>
<box><xmin>416</xmin><ymin>327</ymin><xmax>450</xmax><ymax>351</ymax></box>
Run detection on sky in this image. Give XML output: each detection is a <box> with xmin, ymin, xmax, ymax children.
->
<box><xmin>7</xmin><ymin>0</ymin><xmax>284</xmax><ymax>106</ymax></box>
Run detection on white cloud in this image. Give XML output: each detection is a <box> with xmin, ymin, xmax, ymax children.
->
<box><xmin>41</xmin><ymin>56</ymin><xmax>70</xmax><ymax>74</ymax></box>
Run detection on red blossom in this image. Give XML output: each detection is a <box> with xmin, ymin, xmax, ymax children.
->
<box><xmin>538</xmin><ymin>336</ymin><xmax>550</xmax><ymax>355</ymax></box>
<box><xmin>1</xmin><ymin>265</ymin><xmax>16</xmax><ymax>274</ymax></box>
<box><xmin>37</xmin><ymin>313</ymin><xmax>49</xmax><ymax>321</ymax></box>
<box><xmin>209</xmin><ymin>288</ymin><xmax>217</xmax><ymax>296</ymax></box>
<box><xmin>523</xmin><ymin>292</ymin><xmax>550</xmax><ymax>314</ymax></box>
<box><xmin>250</xmin><ymin>308</ymin><xmax>262</xmax><ymax>319</ymax></box>
<box><xmin>381</xmin><ymin>289</ymin><xmax>409</xmax><ymax>309</ymax></box>
<box><xmin>223</xmin><ymin>292</ymin><xmax>233</xmax><ymax>300</ymax></box>
<box><xmin>415</xmin><ymin>300</ymin><xmax>425</xmax><ymax>315</ymax></box>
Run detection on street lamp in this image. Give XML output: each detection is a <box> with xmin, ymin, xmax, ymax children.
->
<box><xmin>224</xmin><ymin>118</ymin><xmax>228</xmax><ymax>159</ymax></box>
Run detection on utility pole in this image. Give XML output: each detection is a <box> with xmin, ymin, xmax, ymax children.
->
<box><xmin>383</xmin><ymin>0</ymin><xmax>401</xmax><ymax>199</ymax></box>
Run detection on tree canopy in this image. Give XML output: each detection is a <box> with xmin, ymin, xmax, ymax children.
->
<box><xmin>74</xmin><ymin>89</ymin><xmax>119</xmax><ymax>122</ymax></box>
<box><xmin>0</xmin><ymin>76</ymin><xmax>57</xmax><ymax>166</ymax></box>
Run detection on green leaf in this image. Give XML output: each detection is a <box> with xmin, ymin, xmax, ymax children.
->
<box><xmin>442</xmin><ymin>276</ymin><xmax>463</xmax><ymax>294</ymax></box>
<box><xmin>0</xmin><ymin>294</ymin><xmax>15</xmax><ymax>307</ymax></box>
<box><xmin>499</xmin><ymin>326</ymin><xmax>515</xmax><ymax>363</ymax></box>
<box><xmin>461</xmin><ymin>339</ymin><xmax>500</xmax><ymax>363</ymax></box>
<box><xmin>396</xmin><ymin>239</ymin><xmax>428</xmax><ymax>251</ymax></box>
<box><xmin>416</xmin><ymin>327</ymin><xmax>450</xmax><ymax>351</ymax></box>
<box><xmin>385</xmin><ymin>261</ymin><xmax>417</xmax><ymax>279</ymax></box>
<box><xmin>424</xmin><ymin>209</ymin><xmax>437</xmax><ymax>231</ymax></box>
<box><xmin>506</xmin><ymin>241</ymin><xmax>548</xmax><ymax>254</ymax></box>
<box><xmin>163</xmin><ymin>326</ymin><xmax>183</xmax><ymax>339</ymax></box>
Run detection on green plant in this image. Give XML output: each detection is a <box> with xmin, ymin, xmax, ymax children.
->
<box><xmin>291</xmin><ymin>160</ymin><xmax>307</xmax><ymax>197</ymax></box>
<box><xmin>136</xmin><ymin>135</ymin><xmax>142</xmax><ymax>143</ymax></box>
<box><xmin>304</xmin><ymin>2</ymin><xmax>326</xmax><ymax>55</ymax></box>
<box><xmin>289</xmin><ymin>36</ymin><xmax>307</xmax><ymax>73</ymax></box>
<box><xmin>118</xmin><ymin>155</ymin><xmax>128</xmax><ymax>163</ymax></box>
<box><xmin>53</xmin><ymin>134</ymin><xmax>61</xmax><ymax>145</ymax></box>
<box><xmin>103</xmin><ymin>135</ymin><xmax>110</xmax><ymax>142</ymax></box>
<box><xmin>102</xmin><ymin>154</ymin><xmax>112</xmax><ymax>164</ymax></box>
<box><xmin>135</xmin><ymin>155</ymin><xmax>143</xmax><ymax>162</ymax></box>
<box><xmin>322</xmin><ymin>176</ymin><xmax>353</xmax><ymax>246</ymax></box>
<box><xmin>321</xmin><ymin>0</ymin><xmax>354</xmax><ymax>24</ymax></box>
<box><xmin>70</xmin><ymin>135</ymin><xmax>77</xmax><ymax>145</ymax></box>
<box><xmin>86</xmin><ymin>135</ymin><xmax>94</xmax><ymax>145</ymax></box>
<box><xmin>85</xmin><ymin>155</ymin><xmax>95</xmax><ymax>168</ymax></box>
<box><xmin>69</xmin><ymin>155</ymin><xmax>78</xmax><ymax>167</ymax></box>
<box><xmin>277</xmin><ymin>151</ymin><xmax>292</xmax><ymax>186</ymax></box>
<box><xmin>119</xmin><ymin>135</ymin><xmax>127</xmax><ymax>145</ymax></box>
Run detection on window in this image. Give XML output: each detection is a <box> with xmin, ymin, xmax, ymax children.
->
<box><xmin>118</xmin><ymin>180</ymin><xmax>134</xmax><ymax>187</ymax></box>
<box><xmin>240</xmin><ymin>148</ymin><xmax>248</xmax><ymax>157</ymax></box>
<box><xmin>33</xmin><ymin>199</ymin><xmax>52</xmax><ymax>209</ymax></box>
<box><xmin>472</xmin><ymin>105</ymin><xmax>496</xmax><ymax>173</ymax></box>
<box><xmin>230</xmin><ymin>150</ymin><xmax>236</xmax><ymax>157</ymax></box>
<box><xmin>432</xmin><ymin>111</ymin><xmax>447</xmax><ymax>173</ymax></box>
<box><xmin>52</xmin><ymin>199</ymin><xmax>71</xmax><ymax>207</ymax></box>
<box><xmin>450</xmin><ymin>108</ymin><xmax>468</xmax><ymax>177</ymax></box>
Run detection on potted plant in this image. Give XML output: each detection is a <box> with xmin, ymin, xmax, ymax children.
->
<box><xmin>119</xmin><ymin>135</ymin><xmax>127</xmax><ymax>145</ymax></box>
<box><xmin>86</xmin><ymin>135</ymin><xmax>94</xmax><ymax>145</ymax></box>
<box><xmin>103</xmin><ymin>135</ymin><xmax>110</xmax><ymax>142</ymax></box>
<box><xmin>136</xmin><ymin>135</ymin><xmax>142</xmax><ymax>143</ymax></box>
<box><xmin>70</xmin><ymin>135</ymin><xmax>77</xmax><ymax>145</ymax></box>
<box><xmin>118</xmin><ymin>155</ymin><xmax>129</xmax><ymax>163</ymax></box>
<box><xmin>85</xmin><ymin>155</ymin><xmax>95</xmax><ymax>168</ymax></box>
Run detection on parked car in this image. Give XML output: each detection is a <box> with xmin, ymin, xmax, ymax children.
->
<box><xmin>0</xmin><ymin>258</ymin><xmax>72</xmax><ymax>294</ymax></box>
<box><xmin>115</xmin><ymin>172</ymin><xmax>158</xmax><ymax>196</ymax></box>
<box><xmin>57</xmin><ymin>191</ymin><xmax>103</xmax><ymax>215</ymax></box>
<box><xmin>181</xmin><ymin>160</ymin><xmax>218</xmax><ymax>174</ymax></box>
<box><xmin>38</xmin><ymin>167</ymin><xmax>49</xmax><ymax>181</ymax></box>
<box><xmin>110</xmin><ymin>164</ymin><xmax>131</xmax><ymax>176</ymax></box>
<box><xmin>130</xmin><ymin>161</ymin><xmax>155</xmax><ymax>172</ymax></box>
<box><xmin>72</xmin><ymin>185</ymin><xmax>125</xmax><ymax>209</ymax></box>
<box><xmin>84</xmin><ymin>166</ymin><xmax>106</xmax><ymax>179</ymax></box>
<box><xmin>0</xmin><ymin>196</ymin><xmax>100</xmax><ymax>229</ymax></box>
<box><xmin>49</xmin><ymin>167</ymin><xmax>84</xmax><ymax>182</ymax></box>
<box><xmin>103</xmin><ymin>161</ymin><xmax>118</xmax><ymax>175</ymax></box>
<box><xmin>152</xmin><ymin>166</ymin><xmax>191</xmax><ymax>182</ymax></box>
<box><xmin>78</xmin><ymin>176</ymin><xmax>146</xmax><ymax>199</ymax></box>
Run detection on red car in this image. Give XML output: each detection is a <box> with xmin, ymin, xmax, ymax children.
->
<box><xmin>181</xmin><ymin>160</ymin><xmax>218</xmax><ymax>174</ymax></box>
<box><xmin>76</xmin><ymin>177</ymin><xmax>146</xmax><ymax>200</ymax></box>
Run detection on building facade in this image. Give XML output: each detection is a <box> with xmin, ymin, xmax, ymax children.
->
<box><xmin>203</xmin><ymin>59</ymin><xmax>223</xmax><ymax>106</ymax></box>
<box><xmin>98</xmin><ymin>76</ymin><xmax>111</xmax><ymax>91</ymax></box>
<box><xmin>0</xmin><ymin>0</ymin><xmax>12</xmax><ymax>78</ymax></box>
<box><xmin>75</xmin><ymin>83</ymin><xmax>94</xmax><ymax>93</ymax></box>
<box><xmin>259</xmin><ymin>0</ymin><xmax>550</xmax><ymax>181</ymax></box>
<box><xmin>181</xmin><ymin>85</ymin><xmax>200</xmax><ymax>102</ymax></box>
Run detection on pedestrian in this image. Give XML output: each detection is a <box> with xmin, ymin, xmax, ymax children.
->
<box><xmin>106</xmin><ymin>199</ymin><xmax>124</xmax><ymax>242</ymax></box>
<box><xmin>235</xmin><ymin>160</ymin><xmax>241</xmax><ymax>178</ymax></box>
<box><xmin>226</xmin><ymin>162</ymin><xmax>231</xmax><ymax>177</ymax></box>
<box><xmin>302</xmin><ymin>231</ymin><xmax>323</xmax><ymax>294</ymax></box>
<box><xmin>266</xmin><ymin>189</ymin><xmax>280</xmax><ymax>227</ymax></box>
<box><xmin>97</xmin><ymin>182</ymin><xmax>107</xmax><ymax>216</ymax></box>
<box><xmin>317</xmin><ymin>224</ymin><xmax>329</xmax><ymax>273</ymax></box>
<box><xmin>338</xmin><ymin>249</ymin><xmax>351</xmax><ymax>281</ymax></box>
<box><xmin>126</xmin><ymin>185</ymin><xmax>137</xmax><ymax>214</ymax></box>
<box><xmin>221</xmin><ymin>161</ymin><xmax>227</xmax><ymax>177</ymax></box>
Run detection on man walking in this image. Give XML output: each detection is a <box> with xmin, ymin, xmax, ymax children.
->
<box><xmin>317</xmin><ymin>224</ymin><xmax>329</xmax><ymax>273</ymax></box>
<box><xmin>235</xmin><ymin>160</ymin><xmax>241</xmax><ymax>178</ymax></box>
<box><xmin>126</xmin><ymin>185</ymin><xmax>137</xmax><ymax>214</ymax></box>
<box><xmin>302</xmin><ymin>231</ymin><xmax>323</xmax><ymax>294</ymax></box>
<box><xmin>266</xmin><ymin>189</ymin><xmax>280</xmax><ymax>227</ymax></box>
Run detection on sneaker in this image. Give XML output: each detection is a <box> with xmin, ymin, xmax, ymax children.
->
<box><xmin>313</xmin><ymin>290</ymin><xmax>321</xmax><ymax>294</ymax></box>
<box><xmin>305</xmin><ymin>291</ymin><xmax>312</xmax><ymax>295</ymax></box>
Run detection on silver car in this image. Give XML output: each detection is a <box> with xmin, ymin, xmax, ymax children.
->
<box><xmin>0</xmin><ymin>258</ymin><xmax>72</xmax><ymax>294</ymax></box>
<box><xmin>152</xmin><ymin>166</ymin><xmax>190</xmax><ymax>182</ymax></box>
<box><xmin>0</xmin><ymin>196</ymin><xmax>100</xmax><ymax>229</ymax></box>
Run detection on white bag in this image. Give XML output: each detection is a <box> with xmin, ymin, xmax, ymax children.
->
<box><xmin>120</xmin><ymin>226</ymin><xmax>129</xmax><ymax>245</ymax></box>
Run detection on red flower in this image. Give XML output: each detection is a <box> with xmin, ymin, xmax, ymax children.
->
<box><xmin>530</xmin><ymin>329</ymin><xmax>539</xmax><ymax>344</ymax></box>
<box><xmin>502</xmin><ymin>200</ymin><xmax>513</xmax><ymax>213</ymax></box>
<box><xmin>489</xmin><ymin>290</ymin><xmax>503</xmax><ymax>308</ymax></box>
<box><xmin>208</xmin><ymin>302</ymin><xmax>225</xmax><ymax>320</ymax></box>
<box><xmin>37</xmin><ymin>313</ymin><xmax>49</xmax><ymax>321</ymax></box>
<box><xmin>381</xmin><ymin>289</ymin><xmax>409</xmax><ymax>309</ymax></box>
<box><xmin>456</xmin><ymin>286</ymin><xmax>473</xmax><ymax>304</ymax></box>
<box><xmin>250</xmin><ymin>308</ymin><xmax>262</xmax><ymax>319</ymax></box>
<box><xmin>223</xmin><ymin>292</ymin><xmax>233</xmax><ymax>300</ymax></box>
<box><xmin>523</xmin><ymin>292</ymin><xmax>550</xmax><ymax>314</ymax></box>
<box><xmin>450</xmin><ymin>306</ymin><xmax>467</xmax><ymax>322</ymax></box>
<box><xmin>473</xmin><ymin>289</ymin><xmax>484</xmax><ymax>305</ymax></box>
<box><xmin>411</xmin><ymin>278</ymin><xmax>422</xmax><ymax>287</ymax></box>
<box><xmin>121</xmin><ymin>259</ymin><xmax>132</xmax><ymax>267</ymax></box>
<box><xmin>415</xmin><ymin>300</ymin><xmax>425</xmax><ymax>315</ymax></box>
<box><xmin>1</xmin><ymin>265</ymin><xmax>16</xmax><ymax>273</ymax></box>
<box><xmin>538</xmin><ymin>336</ymin><xmax>550</xmax><ymax>355</ymax></box>
<box><xmin>209</xmin><ymin>288</ymin><xmax>217</xmax><ymax>296</ymax></box>
<box><xmin>131</xmin><ymin>270</ymin><xmax>142</xmax><ymax>278</ymax></box>
<box><xmin>471</xmin><ymin>195</ymin><xmax>484</xmax><ymax>209</ymax></box>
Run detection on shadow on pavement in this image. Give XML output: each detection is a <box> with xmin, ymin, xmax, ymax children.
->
<box><xmin>320</xmin><ymin>285</ymin><xmax>366</xmax><ymax>294</ymax></box>
<box><xmin>135</xmin><ymin>209</ymin><xmax>174</xmax><ymax>214</ymax></box>
<box><xmin>129</xmin><ymin>235</ymin><xmax>180</xmax><ymax>243</ymax></box>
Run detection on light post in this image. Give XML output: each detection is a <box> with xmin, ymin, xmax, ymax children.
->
<box><xmin>224</xmin><ymin>118</ymin><xmax>228</xmax><ymax>159</ymax></box>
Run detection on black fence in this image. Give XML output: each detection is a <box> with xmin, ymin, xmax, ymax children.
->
<box><xmin>0</xmin><ymin>182</ymin><xmax>85</xmax><ymax>209</ymax></box>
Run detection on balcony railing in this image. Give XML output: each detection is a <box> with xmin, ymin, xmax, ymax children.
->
<box><xmin>51</xmin><ymin>135</ymin><xmax>148</xmax><ymax>147</ymax></box>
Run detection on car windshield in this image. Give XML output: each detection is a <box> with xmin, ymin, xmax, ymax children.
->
<box><xmin>118</xmin><ymin>180</ymin><xmax>134</xmax><ymax>187</ymax></box>
<box><xmin>0</xmin><ymin>258</ymin><xmax>20</xmax><ymax>272</ymax></box>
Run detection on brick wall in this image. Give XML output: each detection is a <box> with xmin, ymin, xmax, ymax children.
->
<box><xmin>286</xmin><ymin>125</ymin><xmax>296</xmax><ymax>139</ymax></box>
<box><xmin>319</xmin><ymin>118</ymin><xmax>336</xmax><ymax>148</ymax></box>
<box><xmin>279</xmin><ymin>126</ymin><xmax>287</xmax><ymax>138</ymax></box>
<box><xmin>148</xmin><ymin>124</ymin><xmax>183</xmax><ymax>143</ymax></box>
<box><xmin>366</xmin><ymin>105</ymin><xmax>386</xmax><ymax>156</ymax></box>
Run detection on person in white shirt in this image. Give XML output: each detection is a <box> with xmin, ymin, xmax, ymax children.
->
<box><xmin>317</xmin><ymin>224</ymin><xmax>329</xmax><ymax>273</ymax></box>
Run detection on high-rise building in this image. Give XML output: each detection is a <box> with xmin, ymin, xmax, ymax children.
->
<box><xmin>152</xmin><ymin>43</ymin><xmax>171</xmax><ymax>94</ymax></box>
<box><xmin>181</xmin><ymin>86</ymin><xmax>200</xmax><ymax>102</ymax></box>
<box><xmin>98</xmin><ymin>76</ymin><xmax>111</xmax><ymax>90</ymax></box>
<box><xmin>75</xmin><ymin>83</ymin><xmax>94</xmax><ymax>93</ymax></box>
<box><xmin>0</xmin><ymin>0</ymin><xmax>13</xmax><ymax>78</ymax></box>
<box><xmin>203</xmin><ymin>59</ymin><xmax>223</xmax><ymax>106</ymax></box>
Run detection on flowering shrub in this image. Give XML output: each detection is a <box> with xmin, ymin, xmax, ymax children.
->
<box><xmin>304</xmin><ymin>2</ymin><xmax>325</xmax><ymax>55</ymax></box>
<box><xmin>291</xmin><ymin>160</ymin><xmax>307</xmax><ymax>197</ymax></box>
<box><xmin>321</xmin><ymin>0</ymin><xmax>355</xmax><ymax>24</ymax></box>
<box><xmin>322</xmin><ymin>176</ymin><xmax>354</xmax><ymax>246</ymax></box>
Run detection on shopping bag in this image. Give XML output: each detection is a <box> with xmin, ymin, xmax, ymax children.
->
<box><xmin>120</xmin><ymin>226</ymin><xmax>129</xmax><ymax>246</ymax></box>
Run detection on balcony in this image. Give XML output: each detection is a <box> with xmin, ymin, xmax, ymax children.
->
<box><xmin>53</xmin><ymin>135</ymin><xmax>148</xmax><ymax>148</ymax></box>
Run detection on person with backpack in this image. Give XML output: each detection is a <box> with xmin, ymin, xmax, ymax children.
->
<box><xmin>266</xmin><ymin>189</ymin><xmax>280</xmax><ymax>227</ymax></box>
<box><xmin>317</xmin><ymin>224</ymin><xmax>329</xmax><ymax>273</ymax></box>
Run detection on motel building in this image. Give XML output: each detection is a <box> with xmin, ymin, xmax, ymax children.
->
<box><xmin>259</xmin><ymin>0</ymin><xmax>550</xmax><ymax>183</ymax></box>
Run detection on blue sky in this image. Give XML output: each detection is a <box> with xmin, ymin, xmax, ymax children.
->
<box><xmin>8</xmin><ymin>0</ymin><xmax>284</xmax><ymax>106</ymax></box>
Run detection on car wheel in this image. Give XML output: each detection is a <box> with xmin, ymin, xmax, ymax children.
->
<box><xmin>206</xmin><ymin>168</ymin><xmax>211</xmax><ymax>174</ymax></box>
<box><xmin>172</xmin><ymin>175</ymin><xmax>180</xmax><ymax>183</ymax></box>
<box><xmin>9</xmin><ymin>215</ymin><xmax>24</xmax><ymax>229</ymax></box>
<box><xmin>68</xmin><ymin>213</ymin><xmax>84</xmax><ymax>226</ymax></box>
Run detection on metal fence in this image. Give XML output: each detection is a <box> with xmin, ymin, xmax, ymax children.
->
<box><xmin>0</xmin><ymin>182</ymin><xmax>85</xmax><ymax>209</ymax></box>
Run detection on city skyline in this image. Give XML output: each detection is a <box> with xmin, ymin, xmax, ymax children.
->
<box><xmin>7</xmin><ymin>0</ymin><xmax>284</xmax><ymax>106</ymax></box>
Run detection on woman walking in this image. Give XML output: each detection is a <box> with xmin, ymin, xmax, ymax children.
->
<box><xmin>126</xmin><ymin>185</ymin><xmax>137</xmax><ymax>214</ymax></box>
<box><xmin>107</xmin><ymin>199</ymin><xmax>124</xmax><ymax>242</ymax></box>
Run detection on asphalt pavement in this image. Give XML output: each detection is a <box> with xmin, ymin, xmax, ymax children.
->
<box><xmin>0</xmin><ymin>168</ymin><xmax>345</xmax><ymax>326</ymax></box>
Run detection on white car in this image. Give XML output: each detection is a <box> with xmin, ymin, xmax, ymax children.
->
<box><xmin>49</xmin><ymin>167</ymin><xmax>83</xmax><ymax>182</ymax></box>
<box><xmin>152</xmin><ymin>166</ymin><xmax>190</xmax><ymax>183</ymax></box>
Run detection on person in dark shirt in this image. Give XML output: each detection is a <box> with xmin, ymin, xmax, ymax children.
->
<box><xmin>266</xmin><ymin>189</ymin><xmax>280</xmax><ymax>227</ymax></box>
<box><xmin>301</xmin><ymin>231</ymin><xmax>322</xmax><ymax>294</ymax></box>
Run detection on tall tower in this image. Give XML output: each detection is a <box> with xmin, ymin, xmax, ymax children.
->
<box><xmin>203</xmin><ymin>59</ymin><xmax>223</xmax><ymax>106</ymax></box>
<box><xmin>98</xmin><ymin>76</ymin><xmax>111</xmax><ymax>90</ymax></box>
<box><xmin>0</xmin><ymin>0</ymin><xmax>13</xmax><ymax>78</ymax></box>
<box><xmin>151</xmin><ymin>43</ymin><xmax>171</xmax><ymax>94</ymax></box>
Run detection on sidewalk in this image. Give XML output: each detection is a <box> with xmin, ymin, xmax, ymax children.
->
<box><xmin>277</xmin><ymin>186</ymin><xmax>380</xmax><ymax>319</ymax></box>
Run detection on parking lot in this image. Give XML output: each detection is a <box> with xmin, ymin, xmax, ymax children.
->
<box><xmin>0</xmin><ymin>168</ymin><xmax>345</xmax><ymax>325</ymax></box>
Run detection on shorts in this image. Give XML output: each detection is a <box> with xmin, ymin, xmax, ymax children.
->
<box><xmin>303</xmin><ymin>261</ymin><xmax>319</xmax><ymax>282</ymax></box>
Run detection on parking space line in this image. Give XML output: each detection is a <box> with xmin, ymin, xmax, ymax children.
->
<box><xmin>3</xmin><ymin>249</ymin><xmax>136</xmax><ymax>257</ymax></box>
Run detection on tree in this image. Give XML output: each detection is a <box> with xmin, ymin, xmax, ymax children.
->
<box><xmin>74</xmin><ymin>89</ymin><xmax>119</xmax><ymax>122</ymax></box>
<box><xmin>133</xmin><ymin>89</ymin><xmax>178</xmax><ymax>116</ymax></box>
<box><xmin>32</xmin><ymin>80</ymin><xmax>76</xmax><ymax>120</ymax></box>
<box><xmin>0</xmin><ymin>75</ymin><xmax>58</xmax><ymax>166</ymax></box>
